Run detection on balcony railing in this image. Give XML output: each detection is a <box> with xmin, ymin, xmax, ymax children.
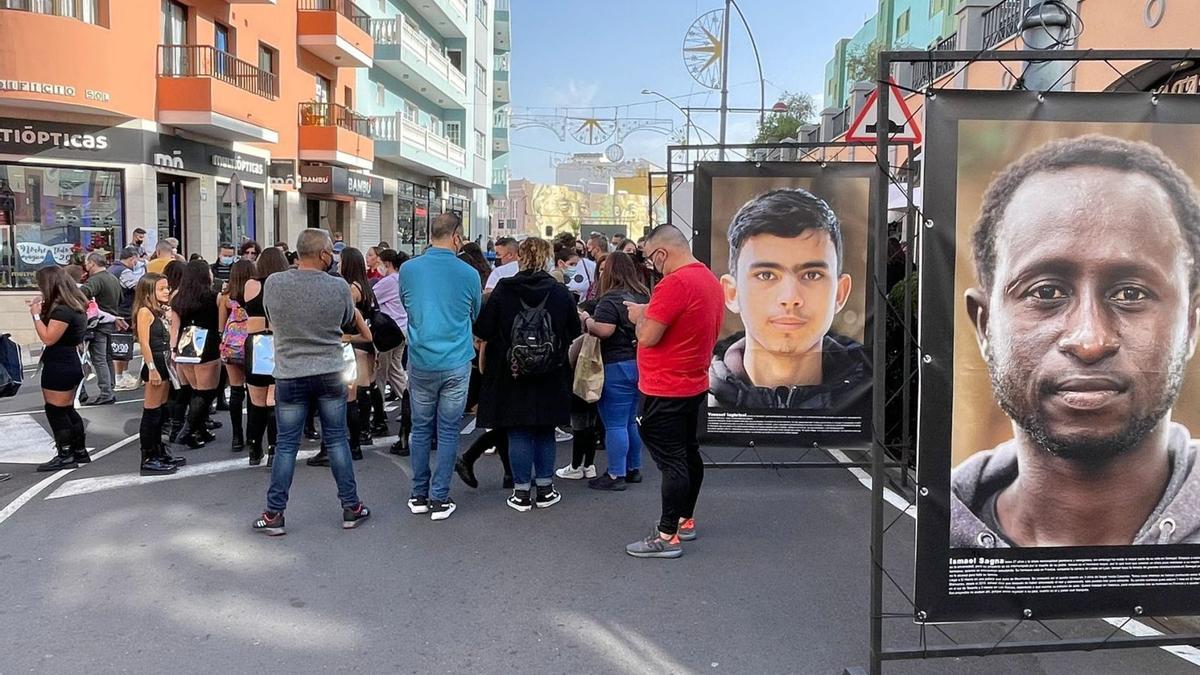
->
<box><xmin>981</xmin><ymin>0</ymin><xmax>1027</xmax><ymax>50</ymax></box>
<box><xmin>2</xmin><ymin>0</ymin><xmax>101</xmax><ymax>24</ymax></box>
<box><xmin>495</xmin><ymin>0</ymin><xmax>509</xmax><ymax>11</ymax></box>
<box><xmin>494</xmin><ymin>53</ymin><xmax>509</xmax><ymax>72</ymax></box>
<box><xmin>297</xmin><ymin>0</ymin><xmax>370</xmax><ymax>34</ymax></box>
<box><xmin>829</xmin><ymin>107</ymin><xmax>848</xmax><ymax>137</ymax></box>
<box><xmin>369</xmin><ymin>17</ymin><xmax>467</xmax><ymax>95</ymax></box>
<box><xmin>370</xmin><ymin>115</ymin><xmax>465</xmax><ymax>168</ymax></box>
<box><xmin>912</xmin><ymin>33</ymin><xmax>958</xmax><ymax>90</ymax></box>
<box><xmin>300</xmin><ymin>101</ymin><xmax>372</xmax><ymax>136</ymax></box>
<box><xmin>157</xmin><ymin>45</ymin><xmax>278</xmax><ymax>99</ymax></box>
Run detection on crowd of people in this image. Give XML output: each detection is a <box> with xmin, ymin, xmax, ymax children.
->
<box><xmin>23</xmin><ymin>216</ymin><xmax>724</xmax><ymax>558</ymax></box>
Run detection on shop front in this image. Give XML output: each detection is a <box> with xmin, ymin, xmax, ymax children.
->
<box><xmin>0</xmin><ymin>115</ymin><xmax>269</xmax><ymax>292</ymax></box>
<box><xmin>0</xmin><ymin>117</ymin><xmax>146</xmax><ymax>290</ymax></box>
<box><xmin>299</xmin><ymin>164</ymin><xmax>383</xmax><ymax>248</ymax></box>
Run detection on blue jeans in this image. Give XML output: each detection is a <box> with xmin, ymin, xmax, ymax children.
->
<box><xmin>409</xmin><ymin>363</ymin><xmax>471</xmax><ymax>501</ymax></box>
<box><xmin>507</xmin><ymin>426</ymin><xmax>556</xmax><ymax>491</ymax></box>
<box><xmin>268</xmin><ymin>371</ymin><xmax>360</xmax><ymax>512</ymax></box>
<box><xmin>596</xmin><ymin>360</ymin><xmax>642</xmax><ymax>478</ymax></box>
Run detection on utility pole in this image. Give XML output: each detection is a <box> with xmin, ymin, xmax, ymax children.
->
<box><xmin>718</xmin><ymin>0</ymin><xmax>731</xmax><ymax>160</ymax></box>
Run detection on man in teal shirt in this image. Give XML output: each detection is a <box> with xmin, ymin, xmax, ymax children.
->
<box><xmin>399</xmin><ymin>213</ymin><xmax>482</xmax><ymax>521</ymax></box>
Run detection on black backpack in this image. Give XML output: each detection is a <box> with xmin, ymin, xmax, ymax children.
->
<box><xmin>507</xmin><ymin>295</ymin><xmax>558</xmax><ymax>378</ymax></box>
<box><xmin>0</xmin><ymin>333</ymin><xmax>23</xmax><ymax>398</ymax></box>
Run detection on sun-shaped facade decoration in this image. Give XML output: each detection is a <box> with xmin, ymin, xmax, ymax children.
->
<box><xmin>682</xmin><ymin>9</ymin><xmax>725</xmax><ymax>90</ymax></box>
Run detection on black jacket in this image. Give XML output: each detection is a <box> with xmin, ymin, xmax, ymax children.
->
<box><xmin>474</xmin><ymin>270</ymin><xmax>581</xmax><ymax>429</ymax></box>
<box><xmin>708</xmin><ymin>332</ymin><xmax>871</xmax><ymax>414</ymax></box>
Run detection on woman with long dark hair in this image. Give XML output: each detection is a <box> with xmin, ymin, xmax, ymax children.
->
<box><xmin>458</xmin><ymin>241</ymin><xmax>492</xmax><ymax>290</ymax></box>
<box><xmin>132</xmin><ymin>273</ymin><xmax>183</xmax><ymax>474</ymax></box>
<box><xmin>307</xmin><ymin>247</ymin><xmax>376</xmax><ymax>466</ymax></box>
<box><xmin>169</xmin><ymin>259</ymin><xmax>222</xmax><ymax>449</ymax></box>
<box><xmin>30</xmin><ymin>266</ymin><xmax>91</xmax><ymax>472</ymax></box>
<box><xmin>579</xmin><ymin>251</ymin><xmax>650</xmax><ymax>490</ymax></box>
<box><xmin>218</xmin><ymin>259</ymin><xmax>256</xmax><ymax>452</ymax></box>
<box><xmin>244</xmin><ymin>247</ymin><xmax>288</xmax><ymax>466</ymax></box>
<box><xmin>161</xmin><ymin>259</ymin><xmax>187</xmax><ymax>441</ymax></box>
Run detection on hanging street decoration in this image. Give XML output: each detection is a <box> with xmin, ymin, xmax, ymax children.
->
<box><xmin>511</xmin><ymin>111</ymin><xmax>673</xmax><ymax>146</ymax></box>
<box><xmin>683</xmin><ymin>9</ymin><xmax>725</xmax><ymax>90</ymax></box>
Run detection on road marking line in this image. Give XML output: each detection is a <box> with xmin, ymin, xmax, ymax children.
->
<box><xmin>0</xmin><ymin>434</ymin><xmax>137</xmax><ymax>527</ymax></box>
<box><xmin>47</xmin><ymin>449</ymin><xmax>320</xmax><ymax>500</ymax></box>
<box><xmin>372</xmin><ymin>447</ymin><xmax>412</xmax><ymax>479</ymax></box>
<box><xmin>827</xmin><ymin>448</ymin><xmax>1200</xmax><ymax>666</ymax></box>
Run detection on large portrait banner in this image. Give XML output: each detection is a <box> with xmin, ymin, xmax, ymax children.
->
<box><xmin>915</xmin><ymin>91</ymin><xmax>1200</xmax><ymax>622</ymax></box>
<box><xmin>693</xmin><ymin>162</ymin><xmax>876</xmax><ymax>448</ymax></box>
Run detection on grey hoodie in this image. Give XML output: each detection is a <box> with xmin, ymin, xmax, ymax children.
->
<box><xmin>950</xmin><ymin>423</ymin><xmax>1200</xmax><ymax>547</ymax></box>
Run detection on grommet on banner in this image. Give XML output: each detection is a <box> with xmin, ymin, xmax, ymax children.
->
<box><xmin>1134</xmin><ymin>606</ymin><xmax>1145</xmax><ymax>616</ymax></box>
<box><xmin>927</xmin><ymin>91</ymin><xmax>936</xmax><ymax>101</ymax></box>
<box><xmin>1152</xmin><ymin>94</ymin><xmax>1160</xmax><ymax>106</ymax></box>
<box><xmin>916</xmin><ymin>610</ymin><xmax>927</xmax><ymax>621</ymax></box>
<box><xmin>918</xmin><ymin>486</ymin><xmax>929</xmax><ymax>497</ymax></box>
<box><xmin>922</xmin><ymin>354</ymin><xmax>932</xmax><ymax>364</ymax></box>
<box><xmin>923</xmin><ymin>219</ymin><xmax>934</xmax><ymax>229</ymax></box>
<box><xmin>747</xmin><ymin>440</ymin><xmax>756</xmax><ymax>448</ymax></box>
<box><xmin>1023</xmin><ymin>608</ymin><xmax>1033</xmax><ymax>618</ymax></box>
<box><xmin>754</xmin><ymin>161</ymin><xmax>762</xmax><ymax>168</ymax></box>
<box><xmin>1037</xmin><ymin>93</ymin><xmax>1046</xmax><ymax>103</ymax></box>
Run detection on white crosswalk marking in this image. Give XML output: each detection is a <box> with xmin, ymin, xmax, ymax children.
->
<box><xmin>46</xmin><ymin>449</ymin><xmax>320</xmax><ymax>500</ymax></box>
<box><xmin>0</xmin><ymin>414</ymin><xmax>55</xmax><ymax>464</ymax></box>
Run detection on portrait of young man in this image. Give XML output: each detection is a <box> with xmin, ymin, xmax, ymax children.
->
<box><xmin>951</xmin><ymin>134</ymin><xmax>1200</xmax><ymax>549</ymax></box>
<box><xmin>708</xmin><ymin>188</ymin><xmax>871</xmax><ymax>413</ymax></box>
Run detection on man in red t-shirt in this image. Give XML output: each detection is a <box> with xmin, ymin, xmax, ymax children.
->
<box><xmin>623</xmin><ymin>224</ymin><xmax>723</xmax><ymax>559</ymax></box>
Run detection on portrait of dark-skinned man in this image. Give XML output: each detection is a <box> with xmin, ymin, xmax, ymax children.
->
<box><xmin>708</xmin><ymin>188</ymin><xmax>871</xmax><ymax>413</ymax></box>
<box><xmin>951</xmin><ymin>134</ymin><xmax>1200</xmax><ymax>549</ymax></box>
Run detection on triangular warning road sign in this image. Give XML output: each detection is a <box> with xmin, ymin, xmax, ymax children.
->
<box><xmin>845</xmin><ymin>78</ymin><xmax>922</xmax><ymax>143</ymax></box>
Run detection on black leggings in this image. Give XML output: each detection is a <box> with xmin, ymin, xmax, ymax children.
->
<box><xmin>462</xmin><ymin>428</ymin><xmax>511</xmax><ymax>477</ymax></box>
<box><xmin>639</xmin><ymin>394</ymin><xmax>705</xmax><ymax>536</ymax></box>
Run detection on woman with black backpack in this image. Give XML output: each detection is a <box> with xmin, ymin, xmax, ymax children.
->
<box><xmin>474</xmin><ymin>237</ymin><xmax>581</xmax><ymax>512</ymax></box>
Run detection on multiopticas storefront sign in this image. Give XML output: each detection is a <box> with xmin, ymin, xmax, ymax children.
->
<box><xmin>0</xmin><ymin>118</ymin><xmax>143</xmax><ymax>161</ymax></box>
<box><xmin>0</xmin><ymin>122</ymin><xmax>109</xmax><ymax>150</ymax></box>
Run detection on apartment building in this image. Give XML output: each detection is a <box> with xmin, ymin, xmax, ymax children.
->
<box><xmin>0</xmin><ymin>0</ymin><xmax>509</xmax><ymax>343</ymax></box>
<box><xmin>360</xmin><ymin>0</ymin><xmax>505</xmax><ymax>254</ymax></box>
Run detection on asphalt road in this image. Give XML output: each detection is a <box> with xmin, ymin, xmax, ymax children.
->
<box><xmin>1</xmin><ymin>375</ymin><xmax>1198</xmax><ymax>674</ymax></box>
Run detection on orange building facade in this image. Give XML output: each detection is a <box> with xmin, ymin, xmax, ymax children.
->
<box><xmin>0</xmin><ymin>0</ymin><xmax>394</xmax><ymax>343</ymax></box>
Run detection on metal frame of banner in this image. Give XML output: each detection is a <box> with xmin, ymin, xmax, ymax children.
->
<box><xmin>852</xmin><ymin>48</ymin><xmax>1200</xmax><ymax>675</ymax></box>
<box><xmin>663</xmin><ymin>140</ymin><xmax>918</xmax><ymax>472</ymax></box>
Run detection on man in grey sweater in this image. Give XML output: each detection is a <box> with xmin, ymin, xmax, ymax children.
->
<box><xmin>252</xmin><ymin>228</ymin><xmax>370</xmax><ymax>536</ymax></box>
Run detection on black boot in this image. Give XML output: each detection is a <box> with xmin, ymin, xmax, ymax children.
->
<box><xmin>140</xmin><ymin>446</ymin><xmax>177</xmax><ymax>475</ymax></box>
<box><xmin>348</xmin><ymin>395</ymin><xmax>364</xmax><ymax>460</ymax></box>
<box><xmin>37</xmin><ymin>428</ymin><xmax>77</xmax><ymax>472</ymax></box>
<box><xmin>304</xmin><ymin>406</ymin><xmax>320</xmax><ymax>440</ymax></box>
<box><xmin>229</xmin><ymin>385</ymin><xmax>245</xmax><ymax>452</ymax></box>
<box><xmin>68</xmin><ymin>409</ymin><xmax>90</xmax><ymax>464</ymax></box>
<box><xmin>248</xmin><ymin>440</ymin><xmax>264</xmax><ymax>466</ymax></box>
<box><xmin>369</xmin><ymin>384</ymin><xmax>388</xmax><ymax>437</ymax></box>
<box><xmin>157</xmin><ymin>442</ymin><xmax>186</xmax><ymax>467</ymax></box>
<box><xmin>454</xmin><ymin>458</ymin><xmax>478</xmax><ymax>489</ymax></box>
<box><xmin>355</xmin><ymin>388</ymin><xmax>372</xmax><ymax>447</ymax></box>
<box><xmin>307</xmin><ymin>444</ymin><xmax>330</xmax><ymax>467</ymax></box>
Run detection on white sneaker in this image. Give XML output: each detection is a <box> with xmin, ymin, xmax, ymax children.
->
<box><xmin>554</xmin><ymin>427</ymin><xmax>574</xmax><ymax>443</ymax></box>
<box><xmin>556</xmin><ymin>464</ymin><xmax>585</xmax><ymax>480</ymax></box>
<box><xmin>583</xmin><ymin>464</ymin><xmax>597</xmax><ymax>479</ymax></box>
<box><xmin>114</xmin><ymin>374</ymin><xmax>140</xmax><ymax>391</ymax></box>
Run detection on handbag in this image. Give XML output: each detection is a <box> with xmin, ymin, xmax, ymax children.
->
<box><xmin>572</xmin><ymin>334</ymin><xmax>604</xmax><ymax>403</ymax></box>
<box><xmin>342</xmin><ymin>343</ymin><xmax>358</xmax><ymax>382</ymax></box>
<box><xmin>175</xmin><ymin>324</ymin><xmax>209</xmax><ymax>364</ymax></box>
<box><xmin>108</xmin><ymin>331</ymin><xmax>134</xmax><ymax>362</ymax></box>
<box><xmin>246</xmin><ymin>333</ymin><xmax>275</xmax><ymax>377</ymax></box>
<box><xmin>371</xmin><ymin>310</ymin><xmax>405</xmax><ymax>352</ymax></box>
<box><xmin>220</xmin><ymin>299</ymin><xmax>249</xmax><ymax>364</ymax></box>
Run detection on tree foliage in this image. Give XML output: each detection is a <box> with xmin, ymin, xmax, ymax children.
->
<box><xmin>845</xmin><ymin>40</ymin><xmax>910</xmax><ymax>84</ymax></box>
<box><xmin>752</xmin><ymin>91</ymin><xmax>817</xmax><ymax>143</ymax></box>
